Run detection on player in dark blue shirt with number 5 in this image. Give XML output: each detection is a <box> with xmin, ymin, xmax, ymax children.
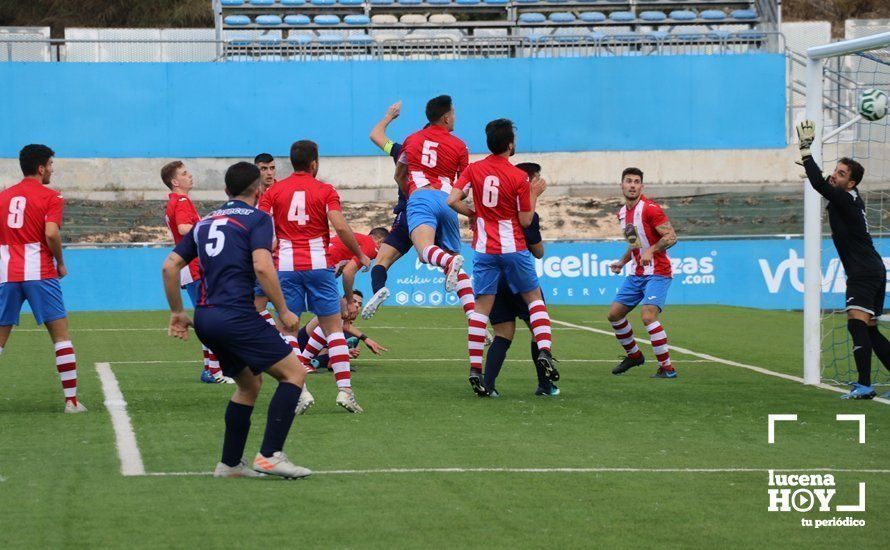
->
<box><xmin>162</xmin><ymin>162</ymin><xmax>312</xmax><ymax>479</ymax></box>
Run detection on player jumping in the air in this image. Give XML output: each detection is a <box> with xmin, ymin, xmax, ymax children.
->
<box><xmin>252</xmin><ymin>153</ymin><xmax>279</xmax><ymax>324</ymax></box>
<box><xmin>797</xmin><ymin>120</ymin><xmax>890</xmax><ymax>399</ymax></box>
<box><xmin>163</xmin><ymin>162</ymin><xmax>311</xmax><ymax>479</ymax></box>
<box><xmin>391</xmin><ymin>96</ymin><xmax>475</xmax><ymax>318</ymax></box>
<box><xmin>259</xmin><ymin>140</ymin><xmax>370</xmax><ymax>413</ymax></box>
<box><xmin>607</xmin><ymin>167</ymin><xmax>678</xmax><ymax>379</ymax></box>
<box><xmin>161</xmin><ymin>161</ymin><xmax>232</xmax><ymax>384</ymax></box>
<box><xmin>0</xmin><ymin>145</ymin><xmax>86</xmax><ymax>413</ymax></box>
<box><xmin>481</xmin><ymin>163</ymin><xmax>559</xmax><ymax>397</ymax></box>
<box><xmin>447</xmin><ymin>119</ymin><xmax>557</xmax><ymax>396</ymax></box>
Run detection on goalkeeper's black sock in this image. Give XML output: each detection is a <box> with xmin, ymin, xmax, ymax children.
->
<box><xmin>848</xmin><ymin>319</ymin><xmax>873</xmax><ymax>387</ymax></box>
<box><xmin>531</xmin><ymin>339</ymin><xmax>550</xmax><ymax>390</ymax></box>
<box><xmin>484</xmin><ymin>336</ymin><xmax>511</xmax><ymax>391</ymax></box>
<box><xmin>222</xmin><ymin>401</ymin><xmax>253</xmax><ymax>467</ymax></box>
<box><xmin>260</xmin><ymin>382</ymin><xmax>301</xmax><ymax>457</ymax></box>
<box><xmin>868</xmin><ymin>325</ymin><xmax>890</xmax><ymax>372</ymax></box>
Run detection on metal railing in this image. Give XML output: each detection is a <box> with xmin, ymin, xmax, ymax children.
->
<box><xmin>0</xmin><ymin>33</ymin><xmax>783</xmax><ymax>62</ymax></box>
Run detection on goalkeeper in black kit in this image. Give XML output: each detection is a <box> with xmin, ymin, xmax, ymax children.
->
<box><xmin>797</xmin><ymin>120</ymin><xmax>890</xmax><ymax>399</ymax></box>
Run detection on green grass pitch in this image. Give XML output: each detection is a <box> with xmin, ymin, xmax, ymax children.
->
<box><xmin>0</xmin><ymin>305</ymin><xmax>887</xmax><ymax>548</ymax></box>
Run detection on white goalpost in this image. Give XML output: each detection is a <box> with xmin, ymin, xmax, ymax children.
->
<box><xmin>803</xmin><ymin>31</ymin><xmax>890</xmax><ymax>386</ymax></box>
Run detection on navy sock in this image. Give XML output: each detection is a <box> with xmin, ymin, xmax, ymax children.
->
<box><xmin>868</xmin><ymin>325</ymin><xmax>890</xmax><ymax>372</ymax></box>
<box><xmin>371</xmin><ymin>265</ymin><xmax>388</xmax><ymax>294</ymax></box>
<box><xmin>222</xmin><ymin>401</ymin><xmax>253</xmax><ymax>467</ymax></box>
<box><xmin>484</xmin><ymin>336</ymin><xmax>511</xmax><ymax>391</ymax></box>
<box><xmin>848</xmin><ymin>319</ymin><xmax>872</xmax><ymax>386</ymax></box>
<box><xmin>531</xmin><ymin>340</ymin><xmax>550</xmax><ymax>389</ymax></box>
<box><xmin>315</xmin><ymin>353</ymin><xmax>330</xmax><ymax>370</ymax></box>
<box><xmin>260</xmin><ymin>382</ymin><xmax>301</xmax><ymax>457</ymax></box>
<box><xmin>297</xmin><ymin>326</ymin><xmax>309</xmax><ymax>351</ymax></box>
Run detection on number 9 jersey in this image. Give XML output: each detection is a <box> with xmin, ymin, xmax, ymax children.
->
<box><xmin>0</xmin><ymin>177</ymin><xmax>65</xmax><ymax>282</ymax></box>
<box><xmin>173</xmin><ymin>200</ymin><xmax>274</xmax><ymax>312</ymax></box>
<box><xmin>258</xmin><ymin>172</ymin><xmax>342</xmax><ymax>271</ymax></box>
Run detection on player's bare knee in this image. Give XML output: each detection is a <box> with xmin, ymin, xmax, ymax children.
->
<box><xmin>641</xmin><ymin>309</ymin><xmax>660</xmax><ymax>326</ymax></box>
<box><xmin>493</xmin><ymin>322</ymin><xmax>515</xmax><ymax>341</ymax></box>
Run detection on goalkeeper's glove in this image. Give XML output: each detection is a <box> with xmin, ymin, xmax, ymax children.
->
<box><xmin>796</xmin><ymin>120</ymin><xmax>815</xmax><ymax>159</ymax></box>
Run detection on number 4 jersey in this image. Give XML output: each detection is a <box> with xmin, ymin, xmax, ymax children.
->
<box><xmin>258</xmin><ymin>171</ymin><xmax>342</xmax><ymax>271</ymax></box>
<box><xmin>0</xmin><ymin>177</ymin><xmax>64</xmax><ymax>282</ymax></box>
<box><xmin>458</xmin><ymin>155</ymin><xmax>531</xmax><ymax>254</ymax></box>
<box><xmin>173</xmin><ymin>200</ymin><xmax>274</xmax><ymax>312</ymax></box>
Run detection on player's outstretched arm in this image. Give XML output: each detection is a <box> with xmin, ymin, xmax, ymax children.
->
<box><xmin>370</xmin><ymin>100</ymin><xmax>402</xmax><ymax>150</ymax></box>
<box><xmin>340</xmin><ymin>261</ymin><xmax>359</xmax><ymax>303</ymax></box>
<box><xmin>162</xmin><ymin>252</ymin><xmax>192</xmax><ymax>340</ymax></box>
<box><xmin>328</xmin><ymin>211</ymin><xmax>371</xmax><ymax>271</ymax></box>
<box><xmin>796</xmin><ymin>120</ymin><xmax>844</xmax><ymax>202</ymax></box>
<box><xmin>45</xmin><ymin>221</ymin><xmax>67</xmax><ymax>278</ymax></box>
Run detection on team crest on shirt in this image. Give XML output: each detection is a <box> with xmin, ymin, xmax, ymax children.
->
<box><xmin>623</xmin><ymin>224</ymin><xmax>641</xmax><ymax>249</ymax></box>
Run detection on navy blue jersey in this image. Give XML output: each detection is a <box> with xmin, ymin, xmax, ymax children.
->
<box><xmin>524</xmin><ymin>213</ymin><xmax>542</xmax><ymax>246</ymax></box>
<box><xmin>391</xmin><ymin>142</ymin><xmax>407</xmax><ymax>215</ymax></box>
<box><xmin>173</xmin><ymin>200</ymin><xmax>274</xmax><ymax>312</ymax></box>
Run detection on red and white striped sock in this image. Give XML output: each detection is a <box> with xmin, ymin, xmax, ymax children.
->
<box><xmin>467</xmin><ymin>312</ymin><xmax>488</xmax><ymax>374</ymax></box>
<box><xmin>300</xmin><ymin>326</ymin><xmax>327</xmax><ymax>362</ymax></box>
<box><xmin>201</xmin><ymin>345</ymin><xmax>212</xmax><ymax>373</ymax></box>
<box><xmin>283</xmin><ymin>334</ymin><xmax>300</xmax><ymax>353</ymax></box>
<box><xmin>527</xmin><ymin>300</ymin><xmax>552</xmax><ymax>353</ymax></box>
<box><xmin>207</xmin><ymin>350</ymin><xmax>223</xmax><ymax>378</ymax></box>
<box><xmin>259</xmin><ymin>309</ymin><xmax>276</xmax><ymax>327</ymax></box>
<box><xmin>326</xmin><ymin>331</ymin><xmax>352</xmax><ymax>389</ymax></box>
<box><xmin>54</xmin><ymin>340</ymin><xmax>78</xmax><ymax>405</ymax></box>
<box><xmin>646</xmin><ymin>321</ymin><xmax>673</xmax><ymax>371</ymax></box>
<box><xmin>456</xmin><ymin>270</ymin><xmax>475</xmax><ymax>318</ymax></box>
<box><xmin>611</xmin><ymin>318</ymin><xmax>642</xmax><ymax>359</ymax></box>
<box><xmin>422</xmin><ymin>245</ymin><xmax>455</xmax><ymax>270</ymax></box>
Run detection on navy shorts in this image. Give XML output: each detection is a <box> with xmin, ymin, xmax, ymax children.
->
<box><xmin>0</xmin><ymin>279</ymin><xmax>67</xmax><ymax>326</ymax></box>
<box><xmin>279</xmin><ymin>268</ymin><xmax>341</xmax><ymax>317</ymax></box>
<box><xmin>489</xmin><ymin>277</ymin><xmax>530</xmax><ymax>326</ymax></box>
<box><xmin>383</xmin><ymin>211</ymin><xmax>413</xmax><ymax>255</ymax></box>
<box><xmin>194</xmin><ymin>307</ymin><xmax>292</xmax><ymax>378</ymax></box>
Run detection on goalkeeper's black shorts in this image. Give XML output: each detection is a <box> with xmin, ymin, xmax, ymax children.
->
<box><xmin>845</xmin><ymin>274</ymin><xmax>886</xmax><ymax>318</ymax></box>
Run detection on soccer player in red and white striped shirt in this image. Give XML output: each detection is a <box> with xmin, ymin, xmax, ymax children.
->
<box><xmin>447</xmin><ymin>119</ymin><xmax>558</xmax><ymax>396</ymax></box>
<box><xmin>0</xmin><ymin>144</ymin><xmax>85</xmax><ymax>413</ymax></box>
<box><xmin>607</xmin><ymin>167</ymin><xmax>678</xmax><ymax>379</ymax></box>
<box><xmin>162</xmin><ymin>161</ymin><xmax>231</xmax><ymax>384</ymax></box>
<box><xmin>259</xmin><ymin>140</ymin><xmax>370</xmax><ymax>413</ymax></box>
<box><xmin>252</xmin><ymin>153</ymin><xmax>279</xmax><ymax>326</ymax></box>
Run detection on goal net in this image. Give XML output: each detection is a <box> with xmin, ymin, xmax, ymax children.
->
<box><xmin>802</xmin><ymin>32</ymin><xmax>890</xmax><ymax>387</ymax></box>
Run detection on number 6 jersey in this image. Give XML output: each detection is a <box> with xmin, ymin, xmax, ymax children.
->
<box><xmin>258</xmin><ymin>171</ymin><xmax>342</xmax><ymax>271</ymax></box>
<box><xmin>0</xmin><ymin>177</ymin><xmax>65</xmax><ymax>282</ymax></box>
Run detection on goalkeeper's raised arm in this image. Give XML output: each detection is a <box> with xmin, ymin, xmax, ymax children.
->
<box><xmin>796</xmin><ymin>120</ymin><xmax>845</xmax><ymax>203</ymax></box>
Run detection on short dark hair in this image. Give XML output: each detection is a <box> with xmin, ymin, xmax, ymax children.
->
<box><xmin>426</xmin><ymin>95</ymin><xmax>453</xmax><ymax>123</ymax></box>
<box><xmin>290</xmin><ymin>140</ymin><xmax>318</xmax><ymax>172</ymax></box>
<box><xmin>225</xmin><ymin>162</ymin><xmax>261</xmax><ymax>197</ymax></box>
<box><xmin>19</xmin><ymin>144</ymin><xmax>55</xmax><ymax>177</ymax></box>
<box><xmin>621</xmin><ymin>167</ymin><xmax>644</xmax><ymax>183</ymax></box>
<box><xmin>838</xmin><ymin>157</ymin><xmax>865</xmax><ymax>187</ymax></box>
<box><xmin>353</xmin><ymin>289</ymin><xmax>364</xmax><ymax>298</ymax></box>
<box><xmin>254</xmin><ymin>153</ymin><xmax>274</xmax><ymax>165</ymax></box>
<box><xmin>485</xmin><ymin>119</ymin><xmax>515</xmax><ymax>155</ymax></box>
<box><xmin>370</xmin><ymin>227</ymin><xmax>390</xmax><ymax>240</ymax></box>
<box><xmin>160</xmin><ymin>161</ymin><xmax>184</xmax><ymax>190</ymax></box>
<box><xmin>515</xmin><ymin>162</ymin><xmax>541</xmax><ymax>179</ymax></box>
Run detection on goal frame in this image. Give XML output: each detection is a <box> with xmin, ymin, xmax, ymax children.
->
<box><xmin>803</xmin><ymin>31</ymin><xmax>890</xmax><ymax>385</ymax></box>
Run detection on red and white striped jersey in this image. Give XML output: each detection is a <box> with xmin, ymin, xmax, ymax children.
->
<box><xmin>617</xmin><ymin>195</ymin><xmax>673</xmax><ymax>277</ymax></box>
<box><xmin>328</xmin><ymin>233</ymin><xmax>379</xmax><ymax>267</ymax></box>
<box><xmin>164</xmin><ymin>193</ymin><xmax>202</xmax><ymax>286</ymax></box>
<box><xmin>0</xmin><ymin>178</ymin><xmax>64</xmax><ymax>282</ymax></box>
<box><xmin>259</xmin><ymin>172</ymin><xmax>342</xmax><ymax>271</ymax></box>
<box><xmin>458</xmin><ymin>155</ymin><xmax>531</xmax><ymax>254</ymax></box>
<box><xmin>399</xmin><ymin>124</ymin><xmax>469</xmax><ymax>196</ymax></box>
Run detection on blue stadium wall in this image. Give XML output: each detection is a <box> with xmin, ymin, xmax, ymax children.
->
<box><xmin>35</xmin><ymin>237</ymin><xmax>888</xmax><ymax>316</ymax></box>
<box><xmin>0</xmin><ymin>55</ymin><xmax>786</xmax><ymax>157</ymax></box>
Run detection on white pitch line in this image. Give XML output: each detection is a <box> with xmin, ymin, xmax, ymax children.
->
<box><xmin>17</xmin><ymin>325</ymin><xmax>597</xmax><ymax>333</ymax></box>
<box><xmin>95</xmin><ymin>363</ymin><xmax>146</xmax><ymax>476</ymax></box>
<box><xmin>143</xmin><ymin>466</ymin><xmax>890</xmax><ymax>477</ymax></box>
<box><xmin>551</xmin><ymin>319</ymin><xmax>890</xmax><ymax>405</ymax></box>
<box><xmin>107</xmin><ymin>358</ymin><xmax>715</xmax><ymax>365</ymax></box>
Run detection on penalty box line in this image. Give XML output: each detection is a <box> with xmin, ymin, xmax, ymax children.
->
<box><xmin>550</xmin><ymin>319</ymin><xmax>890</xmax><ymax>405</ymax></box>
<box><xmin>95</xmin><ymin>362</ymin><xmax>146</xmax><ymax>477</ymax></box>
